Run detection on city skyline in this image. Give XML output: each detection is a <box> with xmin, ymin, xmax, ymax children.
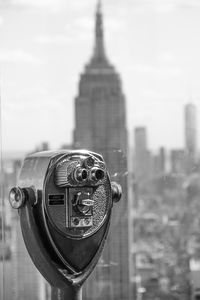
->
<box><xmin>1</xmin><ymin>0</ymin><xmax>200</xmax><ymax>153</ymax></box>
<box><xmin>3</xmin><ymin>101</ymin><xmax>199</xmax><ymax>160</ymax></box>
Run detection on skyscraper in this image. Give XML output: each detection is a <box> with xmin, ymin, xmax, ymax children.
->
<box><xmin>134</xmin><ymin>127</ymin><xmax>149</xmax><ymax>181</ymax></box>
<box><xmin>158</xmin><ymin>147</ymin><xmax>166</xmax><ymax>175</ymax></box>
<box><xmin>74</xmin><ymin>1</ymin><xmax>130</xmax><ymax>300</ymax></box>
<box><xmin>152</xmin><ymin>147</ymin><xmax>166</xmax><ymax>176</ymax></box>
<box><xmin>184</xmin><ymin>103</ymin><xmax>197</xmax><ymax>173</ymax></box>
<box><xmin>170</xmin><ymin>149</ymin><xmax>185</xmax><ymax>174</ymax></box>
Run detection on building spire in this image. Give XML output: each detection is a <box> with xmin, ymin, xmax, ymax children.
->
<box><xmin>97</xmin><ymin>0</ymin><xmax>102</xmax><ymax>14</ymax></box>
<box><xmin>93</xmin><ymin>0</ymin><xmax>106</xmax><ymax>61</ymax></box>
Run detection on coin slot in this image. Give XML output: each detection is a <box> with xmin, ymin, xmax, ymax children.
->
<box><xmin>48</xmin><ymin>194</ymin><xmax>65</xmax><ymax>206</ymax></box>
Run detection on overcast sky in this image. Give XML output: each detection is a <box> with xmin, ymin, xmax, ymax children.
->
<box><xmin>1</xmin><ymin>0</ymin><xmax>200</xmax><ymax>155</ymax></box>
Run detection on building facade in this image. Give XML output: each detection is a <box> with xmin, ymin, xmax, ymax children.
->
<box><xmin>74</xmin><ymin>1</ymin><xmax>131</xmax><ymax>300</ymax></box>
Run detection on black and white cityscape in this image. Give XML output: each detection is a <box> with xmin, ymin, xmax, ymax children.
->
<box><xmin>1</xmin><ymin>1</ymin><xmax>200</xmax><ymax>300</ymax></box>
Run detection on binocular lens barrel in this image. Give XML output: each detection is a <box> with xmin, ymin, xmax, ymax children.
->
<box><xmin>90</xmin><ymin>168</ymin><xmax>105</xmax><ymax>181</ymax></box>
<box><xmin>74</xmin><ymin>168</ymin><xmax>88</xmax><ymax>182</ymax></box>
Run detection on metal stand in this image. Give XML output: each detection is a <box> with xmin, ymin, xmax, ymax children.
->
<box><xmin>51</xmin><ymin>286</ymin><xmax>82</xmax><ymax>300</ymax></box>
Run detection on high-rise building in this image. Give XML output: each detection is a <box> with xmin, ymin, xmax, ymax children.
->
<box><xmin>158</xmin><ymin>147</ymin><xmax>166</xmax><ymax>175</ymax></box>
<box><xmin>152</xmin><ymin>147</ymin><xmax>166</xmax><ymax>176</ymax></box>
<box><xmin>134</xmin><ymin>127</ymin><xmax>149</xmax><ymax>181</ymax></box>
<box><xmin>74</xmin><ymin>1</ymin><xmax>130</xmax><ymax>300</ymax></box>
<box><xmin>170</xmin><ymin>149</ymin><xmax>185</xmax><ymax>174</ymax></box>
<box><xmin>184</xmin><ymin>103</ymin><xmax>197</xmax><ymax>173</ymax></box>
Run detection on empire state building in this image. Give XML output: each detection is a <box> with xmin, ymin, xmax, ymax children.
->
<box><xmin>74</xmin><ymin>1</ymin><xmax>131</xmax><ymax>300</ymax></box>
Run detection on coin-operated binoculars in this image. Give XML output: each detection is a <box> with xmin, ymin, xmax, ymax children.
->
<box><xmin>9</xmin><ymin>150</ymin><xmax>122</xmax><ymax>300</ymax></box>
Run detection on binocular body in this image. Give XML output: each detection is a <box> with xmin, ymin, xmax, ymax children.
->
<box><xmin>9</xmin><ymin>150</ymin><xmax>121</xmax><ymax>295</ymax></box>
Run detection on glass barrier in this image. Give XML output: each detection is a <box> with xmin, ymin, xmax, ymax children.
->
<box><xmin>1</xmin><ymin>1</ymin><xmax>200</xmax><ymax>300</ymax></box>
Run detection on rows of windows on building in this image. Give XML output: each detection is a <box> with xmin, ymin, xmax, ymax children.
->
<box><xmin>1</xmin><ymin>1</ymin><xmax>200</xmax><ymax>300</ymax></box>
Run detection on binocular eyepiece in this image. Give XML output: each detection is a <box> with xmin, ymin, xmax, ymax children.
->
<box><xmin>74</xmin><ymin>167</ymin><xmax>105</xmax><ymax>182</ymax></box>
<box><xmin>90</xmin><ymin>167</ymin><xmax>105</xmax><ymax>181</ymax></box>
<box><xmin>74</xmin><ymin>167</ymin><xmax>88</xmax><ymax>182</ymax></box>
<box><xmin>55</xmin><ymin>155</ymin><xmax>105</xmax><ymax>186</ymax></box>
<box><xmin>9</xmin><ymin>150</ymin><xmax>122</xmax><ymax>297</ymax></box>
